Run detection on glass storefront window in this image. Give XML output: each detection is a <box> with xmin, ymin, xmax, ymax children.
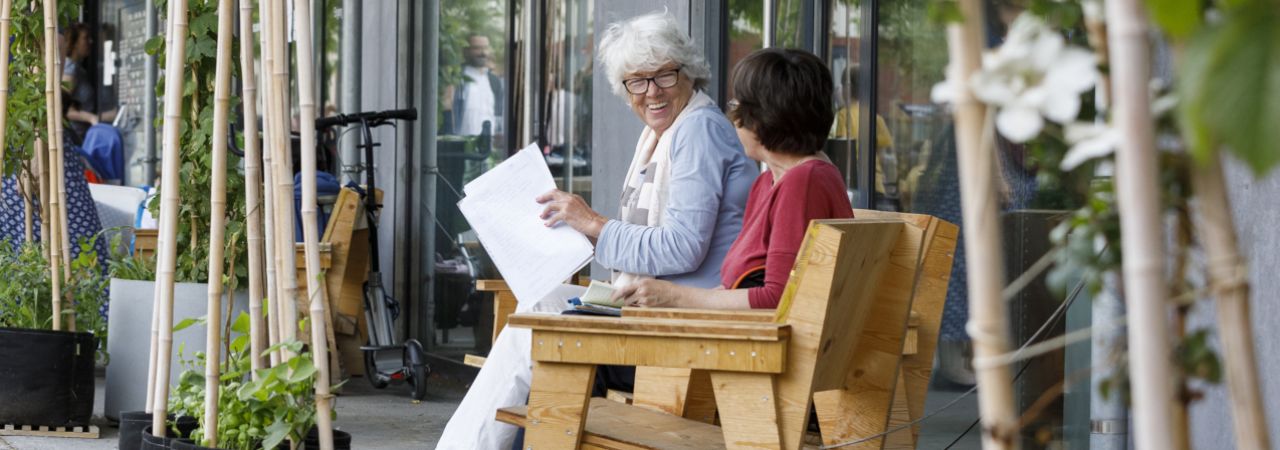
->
<box><xmin>433</xmin><ymin>0</ymin><xmax>512</xmax><ymax>357</ymax></box>
<box><xmin>541</xmin><ymin>0</ymin><xmax>594</xmax><ymax>198</ymax></box>
<box><xmin>727</xmin><ymin>0</ymin><xmax>764</xmax><ymax>104</ymax></box>
<box><xmin>873</xmin><ymin>1</ymin><xmax>1091</xmax><ymax>447</ymax></box>
<box><xmin>825</xmin><ymin>0</ymin><xmax>863</xmax><ymax>203</ymax></box>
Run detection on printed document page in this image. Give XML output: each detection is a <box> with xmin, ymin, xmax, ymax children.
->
<box><xmin>458</xmin><ymin>144</ymin><xmax>594</xmax><ymax>307</ymax></box>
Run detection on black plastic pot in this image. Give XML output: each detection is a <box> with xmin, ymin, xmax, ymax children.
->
<box><xmin>0</xmin><ymin>327</ymin><xmax>96</xmax><ymax>427</ymax></box>
<box><xmin>304</xmin><ymin>427</ymin><xmax>353</xmax><ymax>450</ymax></box>
<box><xmin>141</xmin><ymin>425</ymin><xmax>177</xmax><ymax>450</ymax></box>
<box><xmin>119</xmin><ymin>411</ymin><xmax>153</xmax><ymax>450</ymax></box>
<box><xmin>133</xmin><ymin>416</ymin><xmax>198</xmax><ymax>450</ymax></box>
<box><xmin>171</xmin><ymin>438</ymin><xmax>228</xmax><ymax>450</ymax></box>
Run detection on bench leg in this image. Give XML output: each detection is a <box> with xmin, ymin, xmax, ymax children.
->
<box><xmin>633</xmin><ymin>367</ymin><xmax>717</xmax><ymax>424</ymax></box>
<box><xmin>882</xmin><ymin>371</ymin><xmax>916</xmax><ymax>449</ymax></box>
<box><xmin>526</xmin><ymin>361</ymin><xmax>596</xmax><ymax>450</ymax></box>
<box><xmin>711</xmin><ymin>372</ymin><xmax>782</xmax><ymax>449</ymax></box>
<box><xmin>492</xmin><ymin>292</ymin><xmax>518</xmax><ymax>344</ymax></box>
<box><xmin>812</xmin><ymin>350</ymin><xmax>903</xmax><ymax>449</ymax></box>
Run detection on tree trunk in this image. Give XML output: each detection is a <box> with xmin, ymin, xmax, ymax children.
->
<box><xmin>944</xmin><ymin>1</ymin><xmax>1020</xmax><ymax>448</ymax></box>
<box><xmin>1105</xmin><ymin>1</ymin><xmax>1178</xmax><ymax>448</ymax></box>
<box><xmin>1191</xmin><ymin>155</ymin><xmax>1272</xmax><ymax>449</ymax></box>
<box><xmin>201</xmin><ymin>0</ymin><xmax>234</xmax><ymax>445</ymax></box>
<box><xmin>150</xmin><ymin>0</ymin><xmax>189</xmax><ymax>437</ymax></box>
<box><xmin>240</xmin><ymin>0</ymin><xmax>267</xmax><ymax>375</ymax></box>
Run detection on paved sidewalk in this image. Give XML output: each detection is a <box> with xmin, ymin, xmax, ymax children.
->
<box><xmin>0</xmin><ymin>373</ymin><xmax>467</xmax><ymax>450</ymax></box>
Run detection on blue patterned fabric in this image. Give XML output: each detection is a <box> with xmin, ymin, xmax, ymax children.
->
<box><xmin>912</xmin><ymin>126</ymin><xmax>1036</xmax><ymax>342</ymax></box>
<box><xmin>0</xmin><ymin>146</ymin><xmax>110</xmax><ymax>319</ymax></box>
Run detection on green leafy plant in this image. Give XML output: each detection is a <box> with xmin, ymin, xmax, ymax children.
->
<box><xmin>0</xmin><ymin>237</ymin><xmax>111</xmax><ymax>363</ymax></box>
<box><xmin>145</xmin><ymin>0</ymin><xmax>248</xmax><ymax>288</ymax></box>
<box><xmin>3</xmin><ymin>0</ymin><xmax>80</xmax><ymax>178</ymax></box>
<box><xmin>170</xmin><ymin>313</ymin><xmax>337</xmax><ymax>450</ymax></box>
<box><xmin>106</xmin><ymin>231</ymin><xmax>157</xmax><ymax>281</ymax></box>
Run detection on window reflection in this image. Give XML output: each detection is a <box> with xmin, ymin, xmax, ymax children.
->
<box><xmin>434</xmin><ymin>0</ymin><xmax>512</xmax><ymax>356</ymax></box>
<box><xmin>869</xmin><ymin>0</ymin><xmax>1092</xmax><ymax>447</ymax></box>
<box><xmin>825</xmin><ymin>0</ymin><xmax>862</xmax><ymax>201</ymax></box>
<box><xmin>541</xmin><ymin>0</ymin><xmax>594</xmax><ymax>196</ymax></box>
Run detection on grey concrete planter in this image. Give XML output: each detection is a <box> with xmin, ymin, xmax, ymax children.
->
<box><xmin>104</xmin><ymin>279</ymin><xmax>249</xmax><ymax>421</ymax></box>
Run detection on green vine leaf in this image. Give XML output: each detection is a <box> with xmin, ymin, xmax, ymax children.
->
<box><xmin>1145</xmin><ymin>0</ymin><xmax>1203</xmax><ymax>39</ymax></box>
<box><xmin>1178</xmin><ymin>4</ymin><xmax>1280</xmax><ymax>174</ymax></box>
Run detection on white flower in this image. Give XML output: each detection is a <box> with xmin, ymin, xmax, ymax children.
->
<box><xmin>933</xmin><ymin>13</ymin><xmax>1100</xmax><ymax>143</ymax></box>
<box><xmin>1060</xmin><ymin>121</ymin><xmax>1119</xmax><ymax>171</ymax></box>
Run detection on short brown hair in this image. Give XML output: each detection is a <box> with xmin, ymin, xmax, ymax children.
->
<box><xmin>728</xmin><ymin>48</ymin><xmax>834</xmax><ymax>155</ymax></box>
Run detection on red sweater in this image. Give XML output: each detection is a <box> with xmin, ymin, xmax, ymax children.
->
<box><xmin>721</xmin><ymin>159</ymin><xmax>854</xmax><ymax>309</ymax></box>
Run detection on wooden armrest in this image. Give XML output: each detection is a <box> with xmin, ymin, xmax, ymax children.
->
<box><xmin>621</xmin><ymin>307</ymin><xmax>776</xmax><ymax>323</ymax></box>
<box><xmin>476</xmin><ymin>279</ymin><xmax>511</xmax><ymax>292</ymax></box>
<box><xmin>908</xmin><ymin>310</ymin><xmax>921</xmax><ymax>328</ymax></box>
<box><xmin>508</xmin><ymin>314</ymin><xmax>789</xmax><ymax>341</ymax></box>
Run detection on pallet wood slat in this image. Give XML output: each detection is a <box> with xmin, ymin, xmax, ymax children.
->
<box><xmin>0</xmin><ymin>424</ymin><xmax>100</xmax><ymax>438</ymax></box>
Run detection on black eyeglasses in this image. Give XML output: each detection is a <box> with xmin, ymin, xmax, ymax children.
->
<box><xmin>623</xmin><ymin>66</ymin><xmax>682</xmax><ymax>95</ymax></box>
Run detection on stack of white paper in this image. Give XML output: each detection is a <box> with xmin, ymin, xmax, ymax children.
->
<box><xmin>457</xmin><ymin>144</ymin><xmax>594</xmax><ymax>308</ymax></box>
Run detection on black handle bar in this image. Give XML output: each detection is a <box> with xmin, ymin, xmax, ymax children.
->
<box><xmin>316</xmin><ymin>108</ymin><xmax>418</xmax><ymax>130</ymax></box>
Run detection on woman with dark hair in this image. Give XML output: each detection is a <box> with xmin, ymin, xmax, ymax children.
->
<box><xmin>614</xmin><ymin>48</ymin><xmax>854</xmax><ymax>309</ymax></box>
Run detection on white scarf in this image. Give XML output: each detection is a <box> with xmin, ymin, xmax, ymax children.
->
<box><xmin>613</xmin><ymin>91</ymin><xmax>716</xmax><ymax>287</ymax></box>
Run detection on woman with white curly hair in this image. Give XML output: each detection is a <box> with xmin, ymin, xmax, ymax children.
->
<box><xmin>437</xmin><ymin>11</ymin><xmax>755</xmax><ymax>449</ymax></box>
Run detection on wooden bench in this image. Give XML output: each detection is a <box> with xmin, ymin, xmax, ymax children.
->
<box><xmin>497</xmin><ymin>213</ymin><xmax>957</xmax><ymax>449</ymax></box>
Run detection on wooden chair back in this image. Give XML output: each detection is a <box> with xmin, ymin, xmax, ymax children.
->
<box><xmin>767</xmin><ymin>217</ymin><xmax>924</xmax><ymax>449</ymax></box>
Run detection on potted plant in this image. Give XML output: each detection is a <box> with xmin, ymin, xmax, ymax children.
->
<box><xmin>0</xmin><ymin>239</ymin><xmax>109</xmax><ymax>428</ymax></box>
<box><xmin>105</xmin><ymin>0</ymin><xmax>251</xmax><ymax>419</ymax></box>
<box><xmin>162</xmin><ymin>313</ymin><xmax>348</xmax><ymax>450</ymax></box>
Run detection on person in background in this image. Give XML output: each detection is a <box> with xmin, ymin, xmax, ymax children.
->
<box><xmin>446</xmin><ymin>34</ymin><xmax>505</xmax><ymax>140</ymax></box>
<box><xmin>613</xmin><ymin>48</ymin><xmax>854</xmax><ymax>309</ymax></box>
<box><xmin>63</xmin><ymin>24</ymin><xmax>115</xmax><ymax>143</ymax></box>
<box><xmin>437</xmin><ymin>12</ymin><xmax>755</xmax><ymax>449</ymax></box>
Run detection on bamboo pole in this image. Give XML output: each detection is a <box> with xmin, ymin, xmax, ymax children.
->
<box><xmin>1191</xmin><ymin>155</ymin><xmax>1272</xmax><ymax>449</ymax></box>
<box><xmin>151</xmin><ymin>0</ymin><xmax>189</xmax><ymax>437</ymax></box>
<box><xmin>22</xmin><ymin>166</ymin><xmax>32</xmax><ymax>242</ymax></box>
<box><xmin>1105</xmin><ymin>1</ymin><xmax>1177</xmax><ymax>448</ymax></box>
<box><xmin>146</xmin><ymin>0</ymin><xmax>179</xmax><ymax>413</ymax></box>
<box><xmin>52</xmin><ymin>18</ymin><xmax>72</xmax><ymax>332</ymax></box>
<box><xmin>258</xmin><ymin>0</ymin><xmax>284</xmax><ymax>365</ymax></box>
<box><xmin>294</xmin><ymin>1</ymin><xmax>334</xmax><ymax>447</ymax></box>
<box><xmin>42</xmin><ymin>0</ymin><xmax>64</xmax><ymax>332</ymax></box>
<box><xmin>0</xmin><ymin>0</ymin><xmax>12</xmax><ymax>183</ymax></box>
<box><xmin>267</xmin><ymin>0</ymin><xmax>298</xmax><ymax>354</ymax></box>
<box><xmin>200</xmin><ymin>0</ymin><xmax>234</xmax><ymax>445</ymax></box>
<box><xmin>240</xmin><ymin>0</ymin><xmax>267</xmax><ymax>375</ymax></box>
<box><xmin>36</xmin><ymin>137</ymin><xmax>47</xmax><ymax>259</ymax></box>
<box><xmin>944</xmin><ymin>1</ymin><xmax>1019</xmax><ymax>448</ymax></box>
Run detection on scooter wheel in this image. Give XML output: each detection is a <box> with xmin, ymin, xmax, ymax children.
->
<box><xmin>403</xmin><ymin>340</ymin><xmax>430</xmax><ymax>401</ymax></box>
<box><xmin>409</xmin><ymin>363</ymin><xmax>429</xmax><ymax>401</ymax></box>
<box><xmin>365</xmin><ymin>350</ymin><xmax>389</xmax><ymax>389</ymax></box>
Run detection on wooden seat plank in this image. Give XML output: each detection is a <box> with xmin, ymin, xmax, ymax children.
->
<box><xmin>499</xmin><ymin>399</ymin><xmax>727</xmax><ymax>450</ymax></box>
<box><xmin>509</xmin><ymin>315</ymin><xmax>790</xmax><ymax>341</ymax></box>
<box><xmin>530</xmin><ymin>331</ymin><xmax>788</xmax><ymax>373</ymax></box>
<box><xmin>621</xmin><ymin>308</ymin><xmax>776</xmax><ymax>323</ymax></box>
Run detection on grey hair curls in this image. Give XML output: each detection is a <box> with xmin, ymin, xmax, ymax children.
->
<box><xmin>597</xmin><ymin>11</ymin><xmax>711</xmax><ymax>99</ymax></box>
